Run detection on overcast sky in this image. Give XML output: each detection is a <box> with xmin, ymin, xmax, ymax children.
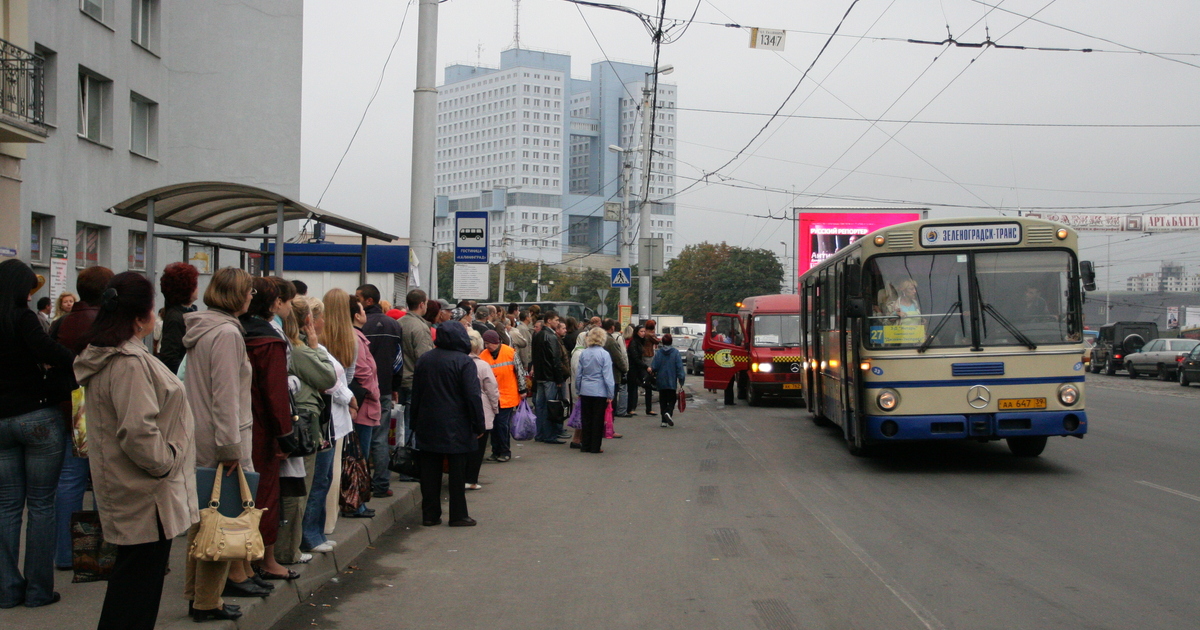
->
<box><xmin>301</xmin><ymin>0</ymin><xmax>1200</xmax><ymax>290</ymax></box>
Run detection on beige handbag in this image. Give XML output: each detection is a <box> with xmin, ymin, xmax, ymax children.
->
<box><xmin>189</xmin><ymin>464</ymin><xmax>265</xmax><ymax>562</ymax></box>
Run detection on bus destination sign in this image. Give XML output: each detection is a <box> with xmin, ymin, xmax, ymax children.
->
<box><xmin>921</xmin><ymin>223</ymin><xmax>1022</xmax><ymax>248</ymax></box>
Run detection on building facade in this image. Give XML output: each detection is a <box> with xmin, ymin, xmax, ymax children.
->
<box><xmin>434</xmin><ymin>48</ymin><xmax>679</xmax><ymax>267</ymax></box>
<box><xmin>19</xmin><ymin>0</ymin><xmax>302</xmax><ymax>302</ymax></box>
<box><xmin>0</xmin><ymin>0</ymin><xmax>49</xmax><ymax>264</ymax></box>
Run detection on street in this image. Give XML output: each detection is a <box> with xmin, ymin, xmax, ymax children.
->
<box><xmin>274</xmin><ymin>376</ymin><xmax>1200</xmax><ymax>630</ymax></box>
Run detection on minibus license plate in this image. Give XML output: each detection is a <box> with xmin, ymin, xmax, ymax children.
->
<box><xmin>783</xmin><ymin>384</ymin><xmax>802</xmax><ymax>390</ymax></box>
<box><xmin>998</xmin><ymin>398</ymin><xmax>1045</xmax><ymax>410</ymax></box>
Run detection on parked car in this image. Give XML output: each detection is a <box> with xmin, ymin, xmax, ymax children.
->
<box><xmin>1178</xmin><ymin>345</ymin><xmax>1200</xmax><ymax>386</ymax></box>
<box><xmin>684</xmin><ymin>335</ymin><xmax>705</xmax><ymax>375</ymax></box>
<box><xmin>1091</xmin><ymin>321</ymin><xmax>1158</xmax><ymax>375</ymax></box>
<box><xmin>1124</xmin><ymin>337</ymin><xmax>1200</xmax><ymax>380</ymax></box>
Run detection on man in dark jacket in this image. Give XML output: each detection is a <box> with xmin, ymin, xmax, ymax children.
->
<box><xmin>355</xmin><ymin>284</ymin><xmax>405</xmax><ymax>494</ymax></box>
<box><xmin>410</xmin><ymin>322</ymin><xmax>485</xmax><ymax>527</ymax></box>
<box><xmin>531</xmin><ymin>310</ymin><xmax>565</xmax><ymax>443</ymax></box>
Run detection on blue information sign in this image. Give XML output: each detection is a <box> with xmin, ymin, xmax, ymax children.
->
<box><xmin>454</xmin><ymin>211</ymin><xmax>490</xmax><ymax>263</ymax></box>
<box><xmin>611</xmin><ymin>267</ymin><xmax>632</xmax><ymax>288</ymax></box>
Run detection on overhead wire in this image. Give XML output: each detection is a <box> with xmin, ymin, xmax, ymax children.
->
<box><xmin>672</xmin><ymin>106</ymin><xmax>1200</xmax><ymax>129</ymax></box>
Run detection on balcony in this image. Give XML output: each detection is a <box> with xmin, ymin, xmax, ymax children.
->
<box><xmin>0</xmin><ymin>38</ymin><xmax>47</xmax><ymax>142</ymax></box>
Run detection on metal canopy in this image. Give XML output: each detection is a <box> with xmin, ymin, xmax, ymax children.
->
<box><xmin>108</xmin><ymin>181</ymin><xmax>397</xmax><ymax>242</ymax></box>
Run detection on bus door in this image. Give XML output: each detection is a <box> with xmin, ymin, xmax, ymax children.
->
<box><xmin>819</xmin><ymin>266</ymin><xmax>844</xmax><ymax>426</ymax></box>
<box><xmin>840</xmin><ymin>259</ymin><xmax>866</xmax><ymax>450</ymax></box>
<box><xmin>703</xmin><ymin>312</ymin><xmax>746</xmax><ymax>395</ymax></box>
<box><xmin>804</xmin><ymin>280</ymin><xmax>824</xmax><ymax>416</ymax></box>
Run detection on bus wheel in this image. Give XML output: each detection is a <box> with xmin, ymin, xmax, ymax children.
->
<box><xmin>748</xmin><ymin>386</ymin><xmax>763</xmax><ymax>406</ymax></box>
<box><xmin>1006</xmin><ymin>436</ymin><xmax>1048</xmax><ymax>457</ymax></box>
<box><xmin>811</xmin><ymin>414</ymin><xmax>831</xmax><ymax>427</ymax></box>
<box><xmin>846</xmin><ymin>438</ymin><xmax>876</xmax><ymax>457</ymax></box>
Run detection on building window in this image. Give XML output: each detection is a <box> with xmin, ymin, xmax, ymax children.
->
<box><xmin>78</xmin><ymin>69</ymin><xmax>112</xmax><ymax>145</ymax></box>
<box><xmin>76</xmin><ymin>223</ymin><xmax>104</xmax><ymax>269</ymax></box>
<box><xmin>30</xmin><ymin>215</ymin><xmax>53</xmax><ymax>265</ymax></box>
<box><xmin>128</xmin><ymin>231</ymin><xmax>146</xmax><ymax>270</ymax></box>
<box><xmin>131</xmin><ymin>0</ymin><xmax>158</xmax><ymax>51</ymax></box>
<box><xmin>130</xmin><ymin>92</ymin><xmax>158</xmax><ymax>158</ymax></box>
<box><xmin>35</xmin><ymin>45</ymin><xmax>58</xmax><ymax>127</ymax></box>
<box><xmin>81</xmin><ymin>0</ymin><xmax>106</xmax><ymax>22</ymax></box>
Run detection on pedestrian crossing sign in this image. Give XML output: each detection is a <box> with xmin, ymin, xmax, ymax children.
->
<box><xmin>611</xmin><ymin>267</ymin><xmax>632</xmax><ymax>288</ymax></box>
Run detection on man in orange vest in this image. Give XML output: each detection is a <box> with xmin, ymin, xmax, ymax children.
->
<box><xmin>480</xmin><ymin>330</ymin><xmax>527</xmax><ymax>462</ymax></box>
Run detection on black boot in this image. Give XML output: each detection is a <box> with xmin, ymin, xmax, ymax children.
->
<box><xmin>191</xmin><ymin>604</ymin><xmax>243</xmax><ymax>622</ymax></box>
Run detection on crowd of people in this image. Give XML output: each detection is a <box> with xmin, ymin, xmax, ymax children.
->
<box><xmin>0</xmin><ymin>256</ymin><xmax>687</xmax><ymax>629</ymax></box>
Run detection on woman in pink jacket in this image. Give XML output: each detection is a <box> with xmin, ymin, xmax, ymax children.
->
<box><xmin>344</xmin><ymin>296</ymin><xmax>380</xmax><ymax>517</ymax></box>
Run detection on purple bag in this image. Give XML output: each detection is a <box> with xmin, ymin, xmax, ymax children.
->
<box><xmin>512</xmin><ymin>399</ymin><xmax>537</xmax><ymax>441</ymax></box>
<box><xmin>566</xmin><ymin>397</ymin><xmax>582</xmax><ymax>429</ymax></box>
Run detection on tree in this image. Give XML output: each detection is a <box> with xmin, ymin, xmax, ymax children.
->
<box><xmin>657</xmin><ymin>242</ymin><xmax>784</xmax><ymax>321</ymax></box>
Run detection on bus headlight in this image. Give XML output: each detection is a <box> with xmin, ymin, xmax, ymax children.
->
<box><xmin>757</xmin><ymin>362</ymin><xmax>773</xmax><ymax>373</ymax></box>
<box><xmin>877</xmin><ymin>389</ymin><xmax>900</xmax><ymax>411</ymax></box>
<box><xmin>1058</xmin><ymin>383</ymin><xmax>1079</xmax><ymax>406</ymax></box>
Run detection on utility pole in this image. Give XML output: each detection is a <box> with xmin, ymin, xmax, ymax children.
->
<box><xmin>607</xmin><ymin>146</ymin><xmax>634</xmax><ymax>308</ymax></box>
<box><xmin>637</xmin><ymin>73</ymin><xmax>656</xmax><ymax>321</ymax></box>
<box><xmin>409</xmin><ymin>0</ymin><xmax>439</xmax><ymax>299</ymax></box>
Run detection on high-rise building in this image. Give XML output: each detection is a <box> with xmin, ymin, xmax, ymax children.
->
<box><xmin>434</xmin><ymin>48</ymin><xmax>678</xmax><ymax>266</ymax></box>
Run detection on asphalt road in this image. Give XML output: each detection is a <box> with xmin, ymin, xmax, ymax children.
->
<box><xmin>274</xmin><ymin>375</ymin><xmax>1199</xmax><ymax>630</ymax></box>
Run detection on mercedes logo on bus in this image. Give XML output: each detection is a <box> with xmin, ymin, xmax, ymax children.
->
<box><xmin>967</xmin><ymin>385</ymin><xmax>991</xmax><ymax>409</ymax></box>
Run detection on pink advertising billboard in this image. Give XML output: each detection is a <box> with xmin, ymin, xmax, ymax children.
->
<box><xmin>798</xmin><ymin>212</ymin><xmax>923</xmax><ymax>274</ymax></box>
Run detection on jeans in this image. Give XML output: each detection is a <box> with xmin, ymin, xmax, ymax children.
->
<box><xmin>490</xmin><ymin>407</ymin><xmax>513</xmax><ymax>456</ymax></box>
<box><xmin>0</xmin><ymin>406</ymin><xmax>66</xmax><ymax>608</ymax></box>
<box><xmin>533</xmin><ymin>381</ymin><xmax>560</xmax><ymax>442</ymax></box>
<box><xmin>54</xmin><ymin>433</ymin><xmax>90</xmax><ymax>568</ymax></box>
<box><xmin>615</xmin><ymin>381</ymin><xmax>628</xmax><ymax>416</ymax></box>
<box><xmin>301</xmin><ymin>442</ymin><xmax>336</xmax><ymax>550</ymax></box>
<box><xmin>660</xmin><ymin>389</ymin><xmax>678</xmax><ymax>420</ymax></box>
<box><xmin>352</xmin><ymin>424</ymin><xmax>373</xmax><ymax>515</ymax></box>
<box><xmin>371</xmin><ymin>397</ymin><xmax>394</xmax><ymax>493</ymax></box>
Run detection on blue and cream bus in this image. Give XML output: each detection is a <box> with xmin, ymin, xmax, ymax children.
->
<box><xmin>799</xmin><ymin>217</ymin><xmax>1096</xmax><ymax>457</ymax></box>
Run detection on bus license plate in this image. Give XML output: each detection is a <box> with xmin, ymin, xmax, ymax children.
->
<box><xmin>782</xmin><ymin>384</ymin><xmax>802</xmax><ymax>390</ymax></box>
<box><xmin>998</xmin><ymin>398</ymin><xmax>1046</xmax><ymax>410</ymax></box>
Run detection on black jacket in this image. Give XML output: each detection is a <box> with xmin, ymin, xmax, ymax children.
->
<box><xmin>362</xmin><ymin>304</ymin><xmax>403</xmax><ymax>399</ymax></box>
<box><xmin>155</xmin><ymin>303</ymin><xmax>191</xmax><ymax>374</ymax></box>
<box><xmin>409</xmin><ymin>322</ymin><xmax>485</xmax><ymax>454</ymax></box>
<box><xmin>627</xmin><ymin>331</ymin><xmax>647</xmax><ymax>370</ymax></box>
<box><xmin>0</xmin><ymin>308</ymin><xmax>73</xmax><ymax>417</ymax></box>
<box><xmin>531</xmin><ymin>326</ymin><xmax>564</xmax><ymax>383</ymax></box>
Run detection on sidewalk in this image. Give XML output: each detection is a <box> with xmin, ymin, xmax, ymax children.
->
<box><xmin>3</xmin><ymin>483</ymin><xmax>421</xmax><ymax>630</ymax></box>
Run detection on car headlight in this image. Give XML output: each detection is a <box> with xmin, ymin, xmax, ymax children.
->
<box><xmin>1058</xmin><ymin>383</ymin><xmax>1079</xmax><ymax>406</ymax></box>
<box><xmin>877</xmin><ymin>389</ymin><xmax>900</xmax><ymax>411</ymax></box>
<box><xmin>757</xmin><ymin>362</ymin><xmax>773</xmax><ymax>373</ymax></box>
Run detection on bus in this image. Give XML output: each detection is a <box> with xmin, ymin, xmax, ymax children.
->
<box><xmin>799</xmin><ymin>217</ymin><xmax>1095</xmax><ymax>457</ymax></box>
<box><xmin>703</xmin><ymin>294</ymin><xmax>803</xmax><ymax>406</ymax></box>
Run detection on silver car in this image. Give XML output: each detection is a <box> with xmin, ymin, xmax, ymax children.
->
<box><xmin>1125</xmin><ymin>338</ymin><xmax>1200</xmax><ymax>380</ymax></box>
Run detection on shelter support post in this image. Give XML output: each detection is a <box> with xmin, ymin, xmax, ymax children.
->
<box><xmin>275</xmin><ymin>201</ymin><xmax>284</xmax><ymax>275</ymax></box>
<box><xmin>145</xmin><ymin>197</ymin><xmax>156</xmax><ymax>285</ymax></box>
<box><xmin>360</xmin><ymin>235</ymin><xmax>368</xmax><ymax>287</ymax></box>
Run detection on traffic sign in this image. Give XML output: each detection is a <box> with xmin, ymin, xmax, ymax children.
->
<box><xmin>611</xmin><ymin>267</ymin><xmax>632</xmax><ymax>288</ymax></box>
<box><xmin>454</xmin><ymin>211</ymin><xmax>489</xmax><ymax>263</ymax></box>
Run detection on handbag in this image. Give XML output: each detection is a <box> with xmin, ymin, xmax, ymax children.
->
<box><xmin>278</xmin><ymin>391</ymin><xmax>318</xmax><ymax>457</ymax></box>
<box><xmin>339</xmin><ymin>431</ymin><xmax>372</xmax><ymax>512</ymax></box>
<box><xmin>388</xmin><ymin>434</ymin><xmax>420</xmax><ymax>479</ymax></box>
<box><xmin>678</xmin><ymin>392</ymin><xmax>687</xmax><ymax>412</ymax></box>
<box><xmin>189</xmin><ymin>464</ymin><xmax>265</xmax><ymax>563</ymax></box>
<box><xmin>70</xmin><ymin>496</ymin><xmax>117</xmax><ymax>583</ymax></box>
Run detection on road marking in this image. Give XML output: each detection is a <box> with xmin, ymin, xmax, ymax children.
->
<box><xmin>705</xmin><ymin>405</ymin><xmax>946</xmax><ymax>630</ymax></box>
<box><xmin>1136</xmin><ymin>480</ymin><xmax>1200</xmax><ymax>503</ymax></box>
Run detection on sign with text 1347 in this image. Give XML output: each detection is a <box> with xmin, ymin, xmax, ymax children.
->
<box><xmin>750</xmin><ymin>27</ymin><xmax>786</xmax><ymax>51</ymax></box>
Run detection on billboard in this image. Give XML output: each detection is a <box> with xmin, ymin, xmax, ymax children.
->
<box><xmin>797</xmin><ymin>212</ymin><xmax>923</xmax><ymax>273</ymax></box>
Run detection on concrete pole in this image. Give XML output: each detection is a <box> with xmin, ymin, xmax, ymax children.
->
<box><xmin>619</xmin><ymin>155</ymin><xmax>632</xmax><ymax>308</ymax></box>
<box><xmin>637</xmin><ymin>76</ymin><xmax>655</xmax><ymax>320</ymax></box>
<box><xmin>409</xmin><ymin>0</ymin><xmax>439</xmax><ymax>299</ymax></box>
<box><xmin>274</xmin><ymin>201</ymin><xmax>284</xmax><ymax>275</ymax></box>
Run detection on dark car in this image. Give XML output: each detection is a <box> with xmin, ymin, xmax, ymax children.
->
<box><xmin>1178</xmin><ymin>344</ymin><xmax>1200</xmax><ymax>386</ymax></box>
<box><xmin>684</xmin><ymin>335</ymin><xmax>704</xmax><ymax>375</ymax></box>
<box><xmin>1124</xmin><ymin>337</ymin><xmax>1200</xmax><ymax>380</ymax></box>
<box><xmin>1091</xmin><ymin>321</ymin><xmax>1158</xmax><ymax>375</ymax></box>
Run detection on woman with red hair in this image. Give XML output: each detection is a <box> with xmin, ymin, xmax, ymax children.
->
<box><xmin>155</xmin><ymin>262</ymin><xmax>199</xmax><ymax>374</ymax></box>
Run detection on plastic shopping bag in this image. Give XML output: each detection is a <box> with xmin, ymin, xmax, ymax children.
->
<box><xmin>604</xmin><ymin>402</ymin><xmax>615</xmax><ymax>439</ymax></box>
<box><xmin>566</xmin><ymin>397</ymin><xmax>582</xmax><ymax>429</ymax></box>
<box><xmin>512</xmin><ymin>399</ymin><xmax>537</xmax><ymax>441</ymax></box>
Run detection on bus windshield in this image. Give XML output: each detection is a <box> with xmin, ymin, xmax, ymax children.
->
<box><xmin>753</xmin><ymin>315</ymin><xmax>801</xmax><ymax>347</ymax></box>
<box><xmin>864</xmin><ymin>250</ymin><xmax>1080</xmax><ymax>349</ymax></box>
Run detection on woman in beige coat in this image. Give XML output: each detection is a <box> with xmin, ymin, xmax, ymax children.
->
<box><xmin>74</xmin><ymin>272</ymin><xmax>199</xmax><ymax>630</ymax></box>
<box><xmin>181</xmin><ymin>267</ymin><xmax>256</xmax><ymax>621</ymax></box>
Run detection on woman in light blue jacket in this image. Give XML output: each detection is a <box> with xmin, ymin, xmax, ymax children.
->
<box><xmin>574</xmin><ymin>327</ymin><xmax>614</xmax><ymax>453</ymax></box>
<box><xmin>650</xmin><ymin>333</ymin><xmax>685</xmax><ymax>427</ymax></box>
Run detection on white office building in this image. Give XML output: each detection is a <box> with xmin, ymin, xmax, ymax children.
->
<box><xmin>434</xmin><ymin>48</ymin><xmax>678</xmax><ymax>266</ymax></box>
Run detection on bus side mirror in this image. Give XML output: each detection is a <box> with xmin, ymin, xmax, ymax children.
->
<box><xmin>846</xmin><ymin>297</ymin><xmax>866</xmax><ymax>319</ymax></box>
<box><xmin>1080</xmin><ymin>261</ymin><xmax>1097</xmax><ymax>292</ymax></box>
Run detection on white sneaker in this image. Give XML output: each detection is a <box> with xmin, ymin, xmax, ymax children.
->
<box><xmin>465</xmin><ymin>483</ymin><xmax>482</xmax><ymax>490</ymax></box>
<box><xmin>310</xmin><ymin>543</ymin><xmax>334</xmax><ymax>553</ymax></box>
<box><xmin>297</xmin><ymin>552</ymin><xmax>313</xmax><ymax>563</ymax></box>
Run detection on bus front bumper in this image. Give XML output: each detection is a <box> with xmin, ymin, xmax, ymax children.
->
<box><xmin>864</xmin><ymin>410</ymin><xmax>1087</xmax><ymax>441</ymax></box>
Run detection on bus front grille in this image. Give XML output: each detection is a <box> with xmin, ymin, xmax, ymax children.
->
<box><xmin>930</xmin><ymin>422</ymin><xmax>965</xmax><ymax>434</ymax></box>
<box><xmin>952</xmin><ymin>362</ymin><xmax>1005</xmax><ymax>376</ymax></box>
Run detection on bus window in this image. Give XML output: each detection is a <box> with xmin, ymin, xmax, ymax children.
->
<box><xmin>710</xmin><ymin>315</ymin><xmax>743</xmax><ymax>346</ymax></box>
<box><xmin>865</xmin><ymin>254</ymin><xmax>971</xmax><ymax>349</ymax></box>
<box><xmin>753</xmin><ymin>315</ymin><xmax>801</xmax><ymax>347</ymax></box>
<box><xmin>974</xmin><ymin>250</ymin><xmax>1080</xmax><ymax>344</ymax></box>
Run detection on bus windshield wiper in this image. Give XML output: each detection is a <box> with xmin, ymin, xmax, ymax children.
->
<box><xmin>980</xmin><ymin>302</ymin><xmax>1038</xmax><ymax>350</ymax></box>
<box><xmin>918</xmin><ymin>301</ymin><xmax>961</xmax><ymax>353</ymax></box>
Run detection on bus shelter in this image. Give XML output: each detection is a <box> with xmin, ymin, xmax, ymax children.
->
<box><xmin>108</xmin><ymin>181</ymin><xmax>397</xmax><ymax>285</ymax></box>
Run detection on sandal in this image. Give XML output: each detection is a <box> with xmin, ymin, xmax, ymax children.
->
<box><xmin>260</xmin><ymin>568</ymin><xmax>300</xmax><ymax>581</ymax></box>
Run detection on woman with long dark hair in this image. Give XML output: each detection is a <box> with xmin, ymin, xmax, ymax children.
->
<box><xmin>0</xmin><ymin>259</ymin><xmax>73</xmax><ymax>609</ymax></box>
<box><xmin>74</xmin><ymin>272</ymin><xmax>198</xmax><ymax>629</ymax></box>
